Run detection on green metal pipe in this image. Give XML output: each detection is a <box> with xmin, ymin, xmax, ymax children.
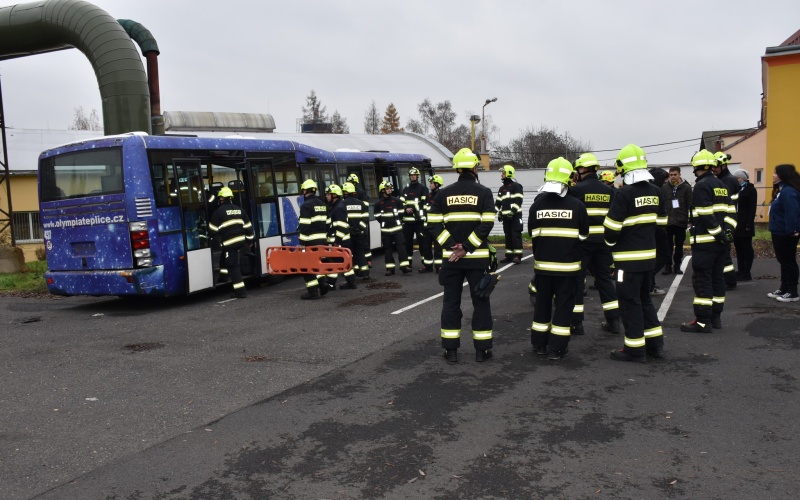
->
<box><xmin>0</xmin><ymin>0</ymin><xmax>151</xmax><ymax>134</ymax></box>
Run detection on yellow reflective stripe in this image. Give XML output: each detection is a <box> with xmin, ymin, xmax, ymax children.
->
<box><xmin>222</xmin><ymin>235</ymin><xmax>246</xmax><ymax>246</ymax></box>
<box><xmin>531</xmin><ymin>321</ymin><xmax>550</xmax><ymax>332</ymax></box>
<box><xmin>482</xmin><ymin>212</ymin><xmax>496</xmax><ymax>222</ymax></box>
<box><xmin>644</xmin><ymin>326</ymin><xmax>663</xmax><ymax>338</ymax></box>
<box><xmin>381</xmin><ymin>226</ymin><xmax>403</xmax><ymax>233</ymax></box>
<box><xmin>441</xmin><ymin>329</ymin><xmax>460</xmax><ymax>339</ymax></box>
<box><xmin>306</xmin><ymin>279</ymin><xmax>319</xmax><ymax>287</ymax></box>
<box><xmin>623</xmin><ymin>213</ymin><xmax>657</xmax><ymax>226</ymax></box>
<box><xmin>589</xmin><ymin>226</ymin><xmax>605</xmax><ymax>234</ymax></box>
<box><xmin>473</xmin><ymin>330</ymin><xmax>492</xmax><ymax>340</ymax></box>
<box><xmin>578</xmin><ymin>234</ymin><xmax>588</xmax><ymax>241</ymax></box>
<box><xmin>444</xmin><ymin>212</ymin><xmax>482</xmax><ymax>222</ymax></box>
<box><xmin>538</xmin><ymin>227</ymin><xmax>580</xmax><ymax>238</ymax></box>
<box><xmin>693</xmin><ymin>297</ymin><xmax>713</xmax><ymax>306</ymax></box>
<box><xmin>624</xmin><ymin>336</ymin><xmax>646</xmax><ymax>348</ymax></box>
<box><xmin>612</xmin><ymin>249</ymin><xmax>656</xmax><ymax>261</ymax></box>
<box><xmin>604</xmin><ymin>217</ymin><xmax>623</xmax><ymax>230</ymax></box>
<box><xmin>551</xmin><ymin>325</ymin><xmax>571</xmax><ymax>336</ymax></box>
<box><xmin>657</xmin><ymin>216</ymin><xmax>668</xmax><ymax>226</ymax></box>
<box><xmin>586</xmin><ymin>208</ymin><xmax>609</xmax><ymax>216</ymax></box>
<box><xmin>534</xmin><ymin>260</ymin><xmax>582</xmax><ymax>272</ymax></box>
<box><xmin>693</xmin><ymin>207</ymin><xmax>714</xmax><ymax>216</ymax></box>
<box><xmin>602</xmin><ymin>300</ymin><xmax>619</xmax><ymax>310</ymax></box>
<box><xmin>436</xmin><ymin>229</ymin><xmax>452</xmax><ymax>246</ymax></box>
<box><xmin>573</xmin><ymin>304</ymin><xmax>584</xmax><ymax>313</ymax></box>
<box><xmin>712</xmin><ymin>203</ymin><xmax>729</xmax><ymax>212</ymax></box>
<box><xmin>233</xmin><ymin>282</ymin><xmax>245</xmax><ymax>289</ymax></box>
<box><xmin>723</xmin><ymin>265</ymin><xmax>734</xmax><ymax>273</ymax></box>
<box><xmin>730</xmin><ymin>192</ymin><xmax>740</xmax><ymax>201</ymax></box>
<box><xmin>530</xmin><ymin>228</ymin><xmax>541</xmax><ymax>238</ymax></box>
<box><xmin>443</xmin><ymin>249</ymin><xmax>490</xmax><ymax>258</ymax></box>
<box><xmin>708</xmin><ymin>225</ymin><xmax>722</xmax><ymax>235</ymax></box>
<box><xmin>467</xmin><ymin>232</ymin><xmax>482</xmax><ymax>247</ymax></box>
<box><xmin>219</xmin><ymin>219</ymin><xmax>245</xmax><ymax>229</ymax></box>
<box><xmin>712</xmin><ymin>295</ymin><xmax>726</xmax><ymax>304</ymax></box>
<box><xmin>427</xmin><ymin>214</ymin><xmax>444</xmax><ymax>223</ymax></box>
<box><xmin>300</xmin><ymin>233</ymin><xmax>328</xmax><ymax>241</ymax></box>
<box><xmin>725</xmin><ymin>217</ymin><xmax>737</xmax><ymax>227</ymax></box>
<box><xmin>692</xmin><ymin>235</ymin><xmax>715</xmax><ymax>243</ymax></box>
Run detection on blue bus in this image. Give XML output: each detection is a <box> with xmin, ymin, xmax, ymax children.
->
<box><xmin>37</xmin><ymin>133</ymin><xmax>430</xmax><ymax>297</ymax></box>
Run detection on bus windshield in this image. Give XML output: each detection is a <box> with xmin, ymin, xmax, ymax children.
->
<box><xmin>39</xmin><ymin>148</ymin><xmax>123</xmax><ymax>202</ymax></box>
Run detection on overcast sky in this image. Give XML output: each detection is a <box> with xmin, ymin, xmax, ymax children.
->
<box><xmin>1</xmin><ymin>0</ymin><xmax>798</xmax><ymax>165</ymax></box>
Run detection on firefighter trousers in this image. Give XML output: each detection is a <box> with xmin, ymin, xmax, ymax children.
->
<box><xmin>222</xmin><ymin>244</ymin><xmax>245</xmax><ymax>296</ymax></box>
<box><xmin>502</xmin><ymin>217</ymin><xmax>524</xmax><ymax>258</ymax></box>
<box><xmin>691</xmin><ymin>245</ymin><xmax>726</xmax><ymax>323</ymax></box>
<box><xmin>403</xmin><ymin>221</ymin><xmax>430</xmax><ymax>267</ymax></box>
<box><xmin>531</xmin><ymin>274</ymin><xmax>576</xmax><ymax>355</ymax></box>
<box><xmin>615</xmin><ymin>269</ymin><xmax>663</xmax><ymax>358</ymax></box>
<box><xmin>439</xmin><ymin>267</ymin><xmax>493</xmax><ymax>351</ymax></box>
<box><xmin>573</xmin><ymin>242</ymin><xmax>619</xmax><ymax>322</ymax></box>
<box><xmin>381</xmin><ymin>231</ymin><xmax>409</xmax><ymax>271</ymax></box>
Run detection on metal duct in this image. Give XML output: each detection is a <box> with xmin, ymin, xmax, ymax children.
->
<box><xmin>117</xmin><ymin>18</ymin><xmax>162</xmax><ymax>134</ymax></box>
<box><xmin>0</xmin><ymin>0</ymin><xmax>151</xmax><ymax>134</ymax></box>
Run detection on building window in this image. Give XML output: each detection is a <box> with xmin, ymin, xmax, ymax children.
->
<box><xmin>12</xmin><ymin>212</ymin><xmax>43</xmax><ymax>243</ymax></box>
<box><xmin>756</xmin><ymin>169</ymin><xmax>763</xmax><ymax>184</ymax></box>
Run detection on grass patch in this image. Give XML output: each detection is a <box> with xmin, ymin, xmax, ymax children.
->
<box><xmin>0</xmin><ymin>260</ymin><xmax>49</xmax><ymax>294</ymax></box>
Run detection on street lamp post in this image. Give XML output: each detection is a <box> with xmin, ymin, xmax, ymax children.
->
<box><xmin>469</xmin><ymin>115</ymin><xmax>481</xmax><ymax>151</ymax></box>
<box><xmin>481</xmin><ymin>97</ymin><xmax>497</xmax><ymax>154</ymax></box>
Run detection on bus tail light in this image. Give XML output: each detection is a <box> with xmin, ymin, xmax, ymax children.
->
<box><xmin>129</xmin><ymin>221</ymin><xmax>152</xmax><ymax>267</ymax></box>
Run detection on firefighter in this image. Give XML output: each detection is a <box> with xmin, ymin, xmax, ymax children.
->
<box><xmin>680</xmin><ymin>150</ymin><xmax>733</xmax><ymax>332</ymax></box>
<box><xmin>496</xmin><ymin>165</ymin><xmax>524</xmax><ymax>264</ymax></box>
<box><xmin>422</xmin><ymin>174</ymin><xmax>446</xmax><ymax>272</ymax></box>
<box><xmin>604</xmin><ymin>144</ymin><xmax>666</xmax><ymax>362</ymax></box>
<box><xmin>324</xmin><ymin>184</ymin><xmax>356</xmax><ymax>290</ymax></box>
<box><xmin>568</xmin><ymin>152</ymin><xmax>621</xmax><ymax>335</ymax></box>
<box><xmin>346</xmin><ymin>172</ymin><xmax>372</xmax><ymax>267</ymax></box>
<box><xmin>297</xmin><ymin>179</ymin><xmax>329</xmax><ymax>300</ymax></box>
<box><xmin>427</xmin><ymin>148</ymin><xmax>496</xmax><ymax>363</ymax></box>
<box><xmin>343</xmin><ymin>182</ymin><xmax>369</xmax><ymax>280</ymax></box>
<box><xmin>209</xmin><ymin>186</ymin><xmax>254</xmax><ymax>298</ymax></box>
<box><xmin>374</xmin><ymin>181</ymin><xmax>412</xmax><ymax>276</ymax></box>
<box><xmin>713</xmin><ymin>151</ymin><xmax>740</xmax><ymax>290</ymax></box>
<box><xmin>401</xmin><ymin>167</ymin><xmax>431</xmax><ymax>271</ymax></box>
<box><xmin>599</xmin><ymin>170</ymin><xmax>617</xmax><ymax>188</ymax></box>
<box><xmin>529</xmin><ymin>157</ymin><xmax>590</xmax><ymax>360</ymax></box>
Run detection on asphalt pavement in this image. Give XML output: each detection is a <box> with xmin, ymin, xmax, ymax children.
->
<box><xmin>2</xmin><ymin>255</ymin><xmax>799</xmax><ymax>499</ymax></box>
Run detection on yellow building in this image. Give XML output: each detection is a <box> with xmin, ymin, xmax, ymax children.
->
<box><xmin>763</xmin><ymin>29</ymin><xmax>800</xmax><ymax>213</ymax></box>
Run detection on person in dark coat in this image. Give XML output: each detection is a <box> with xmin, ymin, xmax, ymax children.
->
<box><xmin>767</xmin><ymin>164</ymin><xmax>800</xmax><ymax>302</ymax></box>
<box><xmin>732</xmin><ymin>169</ymin><xmax>757</xmax><ymax>281</ymax></box>
<box><xmin>662</xmin><ymin>166</ymin><xmax>693</xmax><ymax>275</ymax></box>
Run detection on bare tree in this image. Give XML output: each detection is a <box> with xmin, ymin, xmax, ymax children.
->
<box><xmin>494</xmin><ymin>126</ymin><xmax>592</xmax><ymax>169</ymax></box>
<box><xmin>406</xmin><ymin>98</ymin><xmax>473</xmax><ymax>153</ymax></box>
<box><xmin>69</xmin><ymin>106</ymin><xmax>102</xmax><ymax>131</ymax></box>
<box><xmin>331</xmin><ymin>110</ymin><xmax>350</xmax><ymax>134</ymax></box>
<box><xmin>380</xmin><ymin>103</ymin><xmax>403</xmax><ymax>134</ymax></box>
<box><xmin>363</xmin><ymin>101</ymin><xmax>381</xmax><ymax>134</ymax></box>
<box><xmin>301</xmin><ymin>90</ymin><xmax>329</xmax><ymax>124</ymax></box>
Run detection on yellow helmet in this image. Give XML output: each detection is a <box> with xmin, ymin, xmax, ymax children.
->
<box><xmin>453</xmin><ymin>148</ymin><xmax>479</xmax><ymax>170</ymax></box>
<box><xmin>501</xmin><ymin>165</ymin><xmax>515</xmax><ymax>178</ymax></box>
<box><xmin>575</xmin><ymin>153</ymin><xmax>599</xmax><ymax>170</ymax></box>
<box><xmin>430</xmin><ymin>174</ymin><xmax>444</xmax><ymax>186</ymax></box>
<box><xmin>346</xmin><ymin>173</ymin><xmax>359</xmax><ymax>184</ymax></box>
<box><xmin>409</xmin><ymin>167</ymin><xmax>421</xmax><ymax>176</ymax></box>
<box><xmin>218</xmin><ymin>187</ymin><xmax>233</xmax><ymax>198</ymax></box>
<box><xmin>379</xmin><ymin>180</ymin><xmax>393</xmax><ymax>192</ymax></box>
<box><xmin>300</xmin><ymin>179</ymin><xmax>318</xmax><ymax>191</ymax></box>
<box><xmin>599</xmin><ymin>170</ymin><xmax>616</xmax><ymax>183</ymax></box>
<box><xmin>544</xmin><ymin>157</ymin><xmax>574</xmax><ymax>185</ymax></box>
<box><xmin>714</xmin><ymin>151</ymin><xmax>731</xmax><ymax>166</ymax></box>
<box><xmin>342</xmin><ymin>182</ymin><xmax>356</xmax><ymax>194</ymax></box>
<box><xmin>615</xmin><ymin>144</ymin><xmax>647</xmax><ymax>175</ymax></box>
<box><xmin>325</xmin><ymin>184</ymin><xmax>343</xmax><ymax>197</ymax></box>
<box><xmin>692</xmin><ymin>149</ymin><xmax>716</xmax><ymax>171</ymax></box>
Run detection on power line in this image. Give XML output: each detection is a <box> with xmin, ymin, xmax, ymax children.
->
<box><xmin>491</xmin><ymin>136</ymin><xmax>702</xmax><ymax>157</ymax></box>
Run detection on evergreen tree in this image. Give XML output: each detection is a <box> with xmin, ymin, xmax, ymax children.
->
<box><xmin>301</xmin><ymin>90</ymin><xmax>329</xmax><ymax>124</ymax></box>
<box><xmin>331</xmin><ymin>111</ymin><xmax>350</xmax><ymax>134</ymax></box>
<box><xmin>380</xmin><ymin>103</ymin><xmax>403</xmax><ymax>134</ymax></box>
<box><xmin>363</xmin><ymin>101</ymin><xmax>381</xmax><ymax>134</ymax></box>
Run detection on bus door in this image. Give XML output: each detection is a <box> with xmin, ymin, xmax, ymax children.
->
<box><xmin>247</xmin><ymin>159</ymin><xmax>282</xmax><ymax>275</ymax></box>
<box><xmin>225</xmin><ymin>165</ymin><xmax>258</xmax><ymax>278</ymax></box>
<box><xmin>172</xmin><ymin>159</ymin><xmax>213</xmax><ymax>293</ymax></box>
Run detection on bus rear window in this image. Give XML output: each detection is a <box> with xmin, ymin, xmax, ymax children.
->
<box><xmin>40</xmin><ymin>148</ymin><xmax>123</xmax><ymax>202</ymax></box>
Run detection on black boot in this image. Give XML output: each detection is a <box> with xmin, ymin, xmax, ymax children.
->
<box><xmin>300</xmin><ymin>287</ymin><xmax>320</xmax><ymax>300</ymax></box>
<box><xmin>339</xmin><ymin>279</ymin><xmax>357</xmax><ymax>290</ymax></box>
<box><xmin>680</xmin><ymin>319</ymin><xmax>712</xmax><ymax>333</ymax></box>
<box><xmin>570</xmin><ymin>321</ymin><xmax>585</xmax><ymax>335</ymax></box>
<box><xmin>601</xmin><ymin>317</ymin><xmax>621</xmax><ymax>334</ymax></box>
<box><xmin>662</xmin><ymin>265</ymin><xmax>672</xmax><ymax>275</ymax></box>
<box><xmin>475</xmin><ymin>349</ymin><xmax>492</xmax><ymax>362</ymax></box>
<box><xmin>610</xmin><ymin>349</ymin><xmax>646</xmax><ymax>363</ymax></box>
<box><xmin>712</xmin><ymin>314</ymin><xmax>722</xmax><ymax>329</ymax></box>
<box><xmin>443</xmin><ymin>349</ymin><xmax>458</xmax><ymax>363</ymax></box>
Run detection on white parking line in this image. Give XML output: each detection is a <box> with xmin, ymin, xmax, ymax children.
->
<box><xmin>657</xmin><ymin>256</ymin><xmax>691</xmax><ymax>322</ymax></box>
<box><xmin>391</xmin><ymin>254</ymin><xmax>533</xmax><ymax>315</ymax></box>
